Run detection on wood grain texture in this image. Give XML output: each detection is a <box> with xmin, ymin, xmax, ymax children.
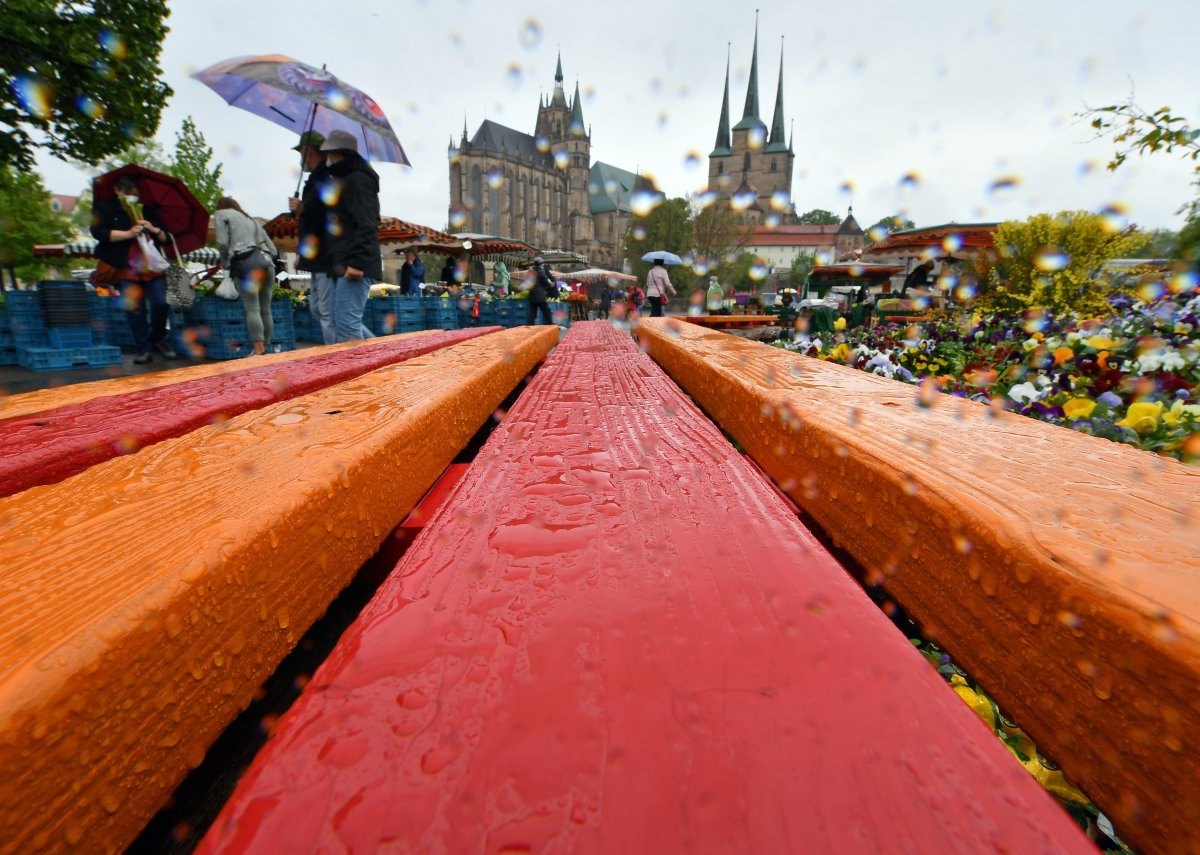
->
<box><xmin>0</xmin><ymin>326</ymin><xmax>559</xmax><ymax>854</ymax></box>
<box><xmin>0</xmin><ymin>328</ymin><xmax>498</xmax><ymax>498</ymax></box>
<box><xmin>0</xmin><ymin>331</ymin><xmax>440</xmax><ymax>421</ymax></box>
<box><xmin>201</xmin><ymin>321</ymin><xmax>1089</xmax><ymax>854</ymax></box>
<box><xmin>637</xmin><ymin>317</ymin><xmax>1200</xmax><ymax>854</ymax></box>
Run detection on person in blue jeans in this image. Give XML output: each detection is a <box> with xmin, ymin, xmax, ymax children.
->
<box><xmin>319</xmin><ymin>130</ymin><xmax>382</xmax><ymax>342</ymax></box>
<box><xmin>90</xmin><ymin>174</ymin><xmax>177</xmax><ymax>363</ymax></box>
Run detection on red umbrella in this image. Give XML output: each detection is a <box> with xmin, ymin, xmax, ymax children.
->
<box><xmin>94</xmin><ymin>164</ymin><xmax>211</xmax><ymax>255</ymax></box>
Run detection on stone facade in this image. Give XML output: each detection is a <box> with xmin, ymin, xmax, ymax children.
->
<box><xmin>708</xmin><ymin>26</ymin><xmax>795</xmax><ymax>224</ymax></box>
<box><xmin>448</xmin><ymin>55</ymin><xmax>645</xmax><ymax>270</ymax></box>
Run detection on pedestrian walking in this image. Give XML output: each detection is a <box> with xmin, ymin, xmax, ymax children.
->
<box><xmin>320</xmin><ymin>129</ymin><xmax>381</xmax><ymax>342</ymax></box>
<box><xmin>645</xmin><ymin>258</ymin><xmax>675</xmax><ymax>317</ymax></box>
<box><xmin>526</xmin><ymin>256</ymin><xmax>554</xmax><ymax>326</ymax></box>
<box><xmin>215</xmin><ymin>197</ymin><xmax>279</xmax><ymax>356</ymax></box>
<box><xmin>598</xmin><ymin>282</ymin><xmax>612</xmax><ymax>320</ymax></box>
<box><xmin>90</xmin><ymin>173</ymin><xmax>176</xmax><ymax>363</ymax></box>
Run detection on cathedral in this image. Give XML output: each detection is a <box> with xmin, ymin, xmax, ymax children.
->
<box><xmin>708</xmin><ymin>24</ymin><xmax>796</xmax><ymax>222</ymax></box>
<box><xmin>448</xmin><ymin>55</ymin><xmax>649</xmax><ymax>269</ymax></box>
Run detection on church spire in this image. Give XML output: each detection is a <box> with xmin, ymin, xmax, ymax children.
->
<box><xmin>766</xmin><ymin>36</ymin><xmax>788</xmax><ymax>152</ymax></box>
<box><xmin>570</xmin><ymin>79</ymin><xmax>586</xmax><ymax>137</ymax></box>
<box><xmin>741</xmin><ymin>11</ymin><xmax>761</xmax><ymax>123</ymax></box>
<box><xmin>711</xmin><ymin>44</ymin><xmax>732</xmax><ymax>156</ymax></box>
<box><xmin>551</xmin><ymin>50</ymin><xmax>567</xmax><ymax>107</ymax></box>
<box><xmin>732</xmin><ymin>12</ymin><xmax>767</xmax><ymax>133</ymax></box>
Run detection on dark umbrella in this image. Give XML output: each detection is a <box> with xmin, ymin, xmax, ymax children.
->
<box><xmin>94</xmin><ymin>164</ymin><xmax>210</xmax><ymax>255</ymax></box>
<box><xmin>191</xmin><ymin>54</ymin><xmax>409</xmax><ymax>166</ymax></box>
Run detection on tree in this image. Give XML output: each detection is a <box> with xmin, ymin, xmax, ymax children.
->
<box><xmin>0</xmin><ymin>0</ymin><xmax>173</xmax><ymax>169</ymax></box>
<box><xmin>625</xmin><ymin>196</ymin><xmax>693</xmax><ymax>291</ymax></box>
<box><xmin>0</xmin><ymin>164</ymin><xmax>72</xmax><ymax>287</ymax></box>
<box><xmin>979</xmin><ymin>211</ymin><xmax>1149</xmax><ymax>315</ymax></box>
<box><xmin>789</xmin><ymin>250</ymin><xmax>816</xmax><ymax>287</ymax></box>
<box><xmin>1128</xmin><ymin>228</ymin><xmax>1177</xmax><ymax>259</ymax></box>
<box><xmin>868</xmin><ymin>214</ymin><xmax>916</xmax><ymax>242</ymax></box>
<box><xmin>689</xmin><ymin>197</ymin><xmax>749</xmax><ymax>281</ymax></box>
<box><xmin>796</xmin><ymin>208</ymin><xmax>840</xmax><ymax>226</ymax></box>
<box><xmin>723</xmin><ymin>252</ymin><xmax>761</xmax><ymax>291</ymax></box>
<box><xmin>167</xmin><ymin>115</ymin><xmax>224</xmax><ymax>212</ymax></box>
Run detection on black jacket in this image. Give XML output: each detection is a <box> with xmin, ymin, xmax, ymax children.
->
<box><xmin>90</xmin><ymin>197</ymin><xmax>166</xmax><ymax>269</ymax></box>
<box><xmin>530</xmin><ymin>264</ymin><xmax>554</xmax><ymax>303</ymax></box>
<box><xmin>296</xmin><ymin>163</ymin><xmax>333</xmax><ymax>274</ymax></box>
<box><xmin>324</xmin><ymin>154</ymin><xmax>382</xmax><ymax>280</ymax></box>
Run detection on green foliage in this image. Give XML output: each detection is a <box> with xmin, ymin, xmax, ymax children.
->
<box><xmin>1128</xmin><ymin>227</ymin><xmax>1177</xmax><ymax>259</ymax></box>
<box><xmin>625</xmin><ymin>196</ymin><xmax>693</xmax><ymax>291</ymax></box>
<box><xmin>166</xmin><ymin>115</ymin><xmax>224</xmax><ymax>212</ymax></box>
<box><xmin>796</xmin><ymin>208</ymin><xmax>839</xmax><ymax>226</ymax></box>
<box><xmin>724</xmin><ymin>252</ymin><xmax>760</xmax><ymax>291</ymax></box>
<box><xmin>1175</xmin><ymin>217</ymin><xmax>1200</xmax><ymax>269</ymax></box>
<box><xmin>789</xmin><ymin>250</ymin><xmax>816</xmax><ymax>286</ymax></box>
<box><xmin>0</xmin><ymin>164</ymin><xmax>71</xmax><ymax>285</ymax></box>
<box><xmin>979</xmin><ymin>211</ymin><xmax>1150</xmax><ymax>315</ymax></box>
<box><xmin>869</xmin><ymin>214</ymin><xmax>916</xmax><ymax>241</ymax></box>
<box><xmin>0</xmin><ymin>0</ymin><xmax>172</xmax><ymax>169</ymax></box>
<box><xmin>689</xmin><ymin>197</ymin><xmax>748</xmax><ymax>282</ymax></box>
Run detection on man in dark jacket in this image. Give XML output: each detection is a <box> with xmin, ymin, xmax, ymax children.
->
<box><xmin>288</xmin><ymin>130</ymin><xmax>338</xmax><ymax>344</ymax></box>
<box><xmin>527</xmin><ymin>256</ymin><xmax>554</xmax><ymax>326</ymax></box>
<box><xmin>320</xmin><ymin>130</ymin><xmax>382</xmax><ymax>342</ymax></box>
<box><xmin>91</xmin><ymin>173</ymin><xmax>176</xmax><ymax>363</ymax></box>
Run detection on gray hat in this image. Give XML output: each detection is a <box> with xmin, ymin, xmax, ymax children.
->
<box><xmin>532</xmin><ymin>255</ymin><xmax>544</xmax><ymax>265</ymax></box>
<box><xmin>320</xmin><ymin>129</ymin><xmax>359</xmax><ymax>153</ymax></box>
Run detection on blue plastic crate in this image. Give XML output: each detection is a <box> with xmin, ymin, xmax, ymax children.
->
<box><xmin>17</xmin><ymin>345</ymin><xmax>122</xmax><ymax>371</ymax></box>
<box><xmin>47</xmin><ymin>326</ymin><xmax>94</xmax><ymax>349</ymax></box>
<box><xmin>0</xmin><ymin>329</ymin><xmax>12</xmax><ymax>348</ymax></box>
<box><xmin>0</xmin><ymin>347</ymin><xmax>17</xmax><ymax>366</ymax></box>
<box><xmin>12</xmin><ymin>327</ymin><xmax>49</xmax><ymax>348</ymax></box>
<box><xmin>194</xmin><ymin>296</ymin><xmax>248</xmax><ymax>323</ymax></box>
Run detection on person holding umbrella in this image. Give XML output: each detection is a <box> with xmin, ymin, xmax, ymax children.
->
<box><xmin>644</xmin><ymin>258</ymin><xmax>676</xmax><ymax>317</ymax></box>
<box><xmin>91</xmin><ymin>173</ymin><xmax>177</xmax><ymax>363</ymax></box>
<box><xmin>320</xmin><ymin>130</ymin><xmax>381</xmax><ymax>342</ymax></box>
<box><xmin>288</xmin><ymin>130</ymin><xmax>337</xmax><ymax>344</ymax></box>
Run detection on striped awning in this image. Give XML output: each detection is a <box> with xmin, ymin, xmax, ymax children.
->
<box><xmin>32</xmin><ymin>241</ymin><xmax>222</xmax><ymax>264</ymax></box>
<box><xmin>264</xmin><ymin>214</ymin><xmax>459</xmax><ymax>248</ymax></box>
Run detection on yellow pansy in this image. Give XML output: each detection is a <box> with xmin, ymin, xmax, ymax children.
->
<box><xmin>833</xmin><ymin>317</ymin><xmax>847</xmax><ymax>331</ymax></box>
<box><xmin>1062</xmin><ymin>398</ymin><xmax>1096</xmax><ymax>420</ymax></box>
<box><xmin>828</xmin><ymin>343</ymin><xmax>851</xmax><ymax>363</ymax></box>
<box><xmin>1116</xmin><ymin>401</ymin><xmax>1164</xmax><ymax>434</ymax></box>
<box><xmin>949</xmin><ymin>674</ymin><xmax>996</xmax><ymax>730</ymax></box>
<box><xmin>1086</xmin><ymin>336</ymin><xmax>1119</xmax><ymax>350</ymax></box>
<box><xmin>1162</xmin><ymin>400</ymin><xmax>1200</xmax><ymax>428</ymax></box>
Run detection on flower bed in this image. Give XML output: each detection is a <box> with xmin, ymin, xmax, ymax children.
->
<box><xmin>776</xmin><ymin>280</ymin><xmax>1200</xmax><ymax>462</ymax></box>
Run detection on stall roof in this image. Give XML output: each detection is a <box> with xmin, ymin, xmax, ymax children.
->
<box><xmin>865</xmin><ymin>223</ymin><xmax>999</xmax><ymax>257</ymax></box>
<box><xmin>809</xmin><ymin>262</ymin><xmax>905</xmax><ymax>280</ymax></box>
<box><xmin>33</xmin><ymin>241</ymin><xmax>222</xmax><ymax>265</ymax></box>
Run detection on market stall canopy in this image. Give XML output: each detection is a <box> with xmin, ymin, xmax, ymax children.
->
<box><xmin>809</xmin><ymin>262</ymin><xmax>905</xmax><ymax>281</ymax></box>
<box><xmin>33</xmin><ymin>241</ymin><xmax>222</xmax><ymax>265</ymax></box>
<box><xmin>863</xmin><ymin>223</ymin><xmax>999</xmax><ymax>262</ymax></box>
<box><xmin>552</xmin><ymin>268</ymin><xmax>636</xmax><ymax>282</ymax></box>
<box><xmin>265</xmin><ymin>214</ymin><xmax>457</xmax><ymax>253</ymax></box>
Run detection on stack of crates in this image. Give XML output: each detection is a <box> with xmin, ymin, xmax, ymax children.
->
<box><xmin>421</xmin><ymin>296</ymin><xmax>458</xmax><ymax>331</ymax></box>
<box><xmin>0</xmin><ymin>301</ymin><xmax>15</xmax><ymax>365</ymax></box>
<box><xmin>293</xmin><ymin>303</ymin><xmax>321</xmax><ymax>342</ymax></box>
<box><xmin>365</xmin><ymin>296</ymin><xmax>423</xmax><ymax>336</ymax></box>
<box><xmin>10</xmin><ymin>286</ymin><xmax>122</xmax><ymax>371</ymax></box>
<box><xmin>175</xmin><ymin>296</ymin><xmax>296</xmax><ymax>360</ymax></box>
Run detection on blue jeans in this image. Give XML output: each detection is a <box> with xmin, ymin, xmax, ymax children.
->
<box><xmin>120</xmin><ymin>276</ymin><xmax>168</xmax><ymax>352</ymax></box>
<box><xmin>331</xmin><ymin>275</ymin><xmax>371</xmax><ymax>342</ymax></box>
<box><xmin>309</xmin><ymin>272</ymin><xmax>336</xmax><ymax>345</ymax></box>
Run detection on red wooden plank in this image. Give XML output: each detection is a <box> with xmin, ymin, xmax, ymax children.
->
<box><xmin>0</xmin><ymin>328</ymin><xmax>498</xmax><ymax>498</ymax></box>
<box><xmin>201</xmin><ymin>321</ymin><xmax>1090</xmax><ymax>853</ymax></box>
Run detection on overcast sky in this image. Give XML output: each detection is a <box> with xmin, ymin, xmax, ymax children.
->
<box><xmin>35</xmin><ymin>0</ymin><xmax>1200</xmax><ymax>234</ymax></box>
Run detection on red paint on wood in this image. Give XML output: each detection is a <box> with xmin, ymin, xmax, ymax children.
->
<box><xmin>201</xmin><ymin>322</ymin><xmax>1089</xmax><ymax>853</ymax></box>
<box><xmin>0</xmin><ymin>329</ymin><xmax>499</xmax><ymax>498</ymax></box>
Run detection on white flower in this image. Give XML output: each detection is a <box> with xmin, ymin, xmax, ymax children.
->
<box><xmin>1007</xmin><ymin>382</ymin><xmax>1044</xmax><ymax>404</ymax></box>
<box><xmin>1066</xmin><ymin>332</ymin><xmax>1082</xmax><ymax>343</ymax></box>
<box><xmin>1022</xmin><ymin>338</ymin><xmax>1039</xmax><ymax>352</ymax></box>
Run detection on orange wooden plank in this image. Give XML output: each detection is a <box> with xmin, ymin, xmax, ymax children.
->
<box><xmin>637</xmin><ymin>317</ymin><xmax>1200</xmax><ymax>854</ymax></box>
<box><xmin>0</xmin><ymin>326</ymin><xmax>559</xmax><ymax>853</ymax></box>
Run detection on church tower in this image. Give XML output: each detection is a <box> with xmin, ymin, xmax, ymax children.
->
<box><xmin>565</xmin><ymin>80</ymin><xmax>593</xmax><ymax>246</ymax></box>
<box><xmin>707</xmin><ymin>18</ymin><xmax>795</xmax><ymax>221</ymax></box>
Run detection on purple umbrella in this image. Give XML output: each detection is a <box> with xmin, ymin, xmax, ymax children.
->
<box><xmin>191</xmin><ymin>54</ymin><xmax>409</xmax><ymax>166</ymax></box>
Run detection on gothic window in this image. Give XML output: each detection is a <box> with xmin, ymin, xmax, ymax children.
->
<box><xmin>470</xmin><ymin>165</ymin><xmax>482</xmax><ymax>233</ymax></box>
<box><xmin>771</xmin><ymin>160</ymin><xmax>777</xmax><ymax>173</ymax></box>
<box><xmin>487</xmin><ymin>184</ymin><xmax>500</xmax><ymax>234</ymax></box>
<box><xmin>507</xmin><ymin>170</ymin><xmax>516</xmax><ymax>234</ymax></box>
<box><xmin>743</xmin><ymin>153</ymin><xmax>751</xmax><ymax>172</ymax></box>
<box><xmin>717</xmin><ymin>162</ymin><xmax>723</xmax><ymax>175</ymax></box>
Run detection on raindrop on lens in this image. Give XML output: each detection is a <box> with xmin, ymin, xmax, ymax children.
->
<box><xmin>731</xmin><ymin>188</ymin><xmax>757</xmax><ymax>212</ymax></box>
<box><xmin>518</xmin><ymin>18</ymin><xmax>542</xmax><ymax>48</ymax></box>
<box><xmin>770</xmin><ymin>190</ymin><xmax>791</xmax><ymax>212</ymax></box>
<box><xmin>448</xmin><ymin>205</ymin><xmax>468</xmax><ymax>229</ymax></box>
<box><xmin>1099</xmin><ymin>203</ymin><xmax>1129</xmax><ymax>233</ymax></box>
<box><xmin>487</xmin><ymin>169</ymin><xmax>505</xmax><ymax>189</ymax></box>
<box><xmin>1034</xmin><ymin>247</ymin><xmax>1069</xmax><ymax>272</ymax></box>
<box><xmin>554</xmin><ymin>150</ymin><xmax>569</xmax><ymax>169</ymax></box>
<box><xmin>748</xmin><ymin>127</ymin><xmax>766</xmax><ymax>150</ymax></box>
<box><xmin>898</xmin><ymin>172</ymin><xmax>921</xmax><ymax>190</ymax></box>
<box><xmin>13</xmin><ymin>77</ymin><xmax>53</xmax><ymax>120</ymax></box>
<box><xmin>942</xmin><ymin>233</ymin><xmax>963</xmax><ymax>253</ymax></box>
<box><xmin>630</xmin><ymin>190</ymin><xmax>662</xmax><ymax>217</ymax></box>
<box><xmin>749</xmin><ymin>260</ymin><xmax>769</xmax><ymax>281</ymax></box>
<box><xmin>683</xmin><ymin>151</ymin><xmax>702</xmax><ymax>169</ymax></box>
<box><xmin>989</xmin><ymin>175</ymin><xmax>1020</xmax><ymax>195</ymax></box>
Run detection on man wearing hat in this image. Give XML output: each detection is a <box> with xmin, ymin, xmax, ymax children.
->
<box><xmin>527</xmin><ymin>255</ymin><xmax>554</xmax><ymax>326</ymax></box>
<box><xmin>319</xmin><ymin>129</ymin><xmax>382</xmax><ymax>342</ymax></box>
<box><xmin>287</xmin><ymin>130</ymin><xmax>338</xmax><ymax>343</ymax></box>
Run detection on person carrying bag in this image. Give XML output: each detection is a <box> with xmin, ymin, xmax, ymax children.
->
<box><xmin>214</xmin><ymin>196</ymin><xmax>280</xmax><ymax>356</ymax></box>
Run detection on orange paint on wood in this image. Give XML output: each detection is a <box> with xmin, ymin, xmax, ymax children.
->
<box><xmin>638</xmin><ymin>318</ymin><xmax>1200</xmax><ymax>854</ymax></box>
<box><xmin>0</xmin><ymin>326</ymin><xmax>559</xmax><ymax>854</ymax></box>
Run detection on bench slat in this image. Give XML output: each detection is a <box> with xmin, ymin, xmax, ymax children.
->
<box><xmin>637</xmin><ymin>317</ymin><xmax>1200</xmax><ymax>853</ymax></box>
<box><xmin>201</xmin><ymin>321</ymin><xmax>1088</xmax><ymax>853</ymax></box>
<box><xmin>0</xmin><ymin>326</ymin><xmax>559</xmax><ymax>853</ymax></box>
<box><xmin>0</xmin><ymin>328</ymin><xmax>497</xmax><ymax>497</ymax></box>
